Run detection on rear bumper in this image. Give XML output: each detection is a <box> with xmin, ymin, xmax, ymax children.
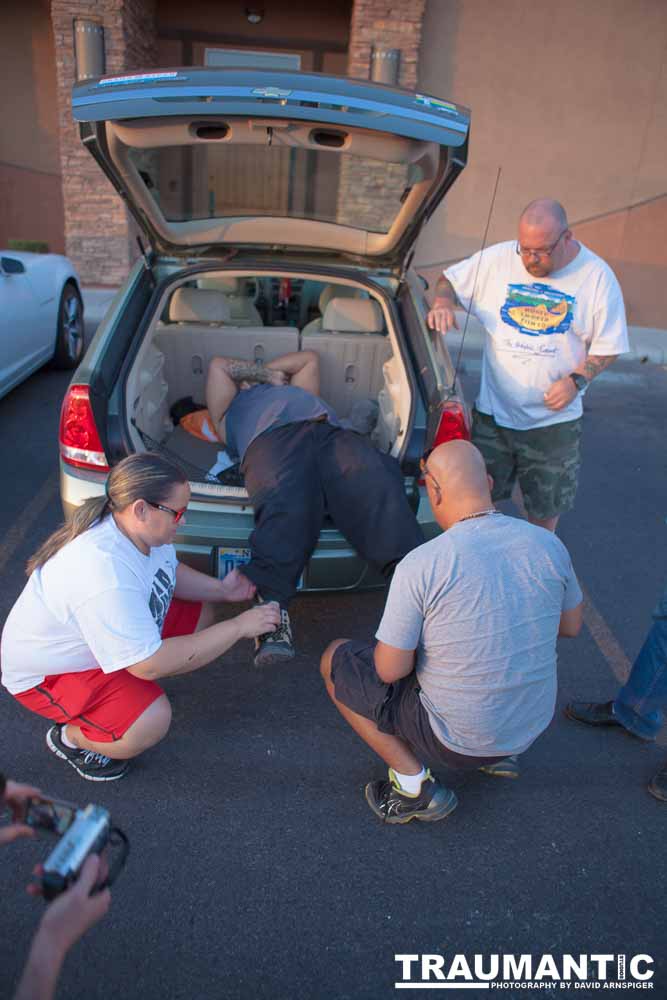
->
<box><xmin>60</xmin><ymin>462</ymin><xmax>438</xmax><ymax>591</ymax></box>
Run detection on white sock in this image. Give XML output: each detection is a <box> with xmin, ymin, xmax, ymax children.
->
<box><xmin>391</xmin><ymin>766</ymin><xmax>427</xmax><ymax>795</ymax></box>
<box><xmin>60</xmin><ymin>726</ymin><xmax>78</xmax><ymax>749</ymax></box>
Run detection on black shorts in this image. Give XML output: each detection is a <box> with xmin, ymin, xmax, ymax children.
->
<box><xmin>330</xmin><ymin>640</ymin><xmax>505</xmax><ymax>772</ymax></box>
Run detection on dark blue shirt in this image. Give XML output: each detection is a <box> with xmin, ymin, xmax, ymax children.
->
<box><xmin>225</xmin><ymin>384</ymin><xmax>341</xmax><ymax>463</ymax></box>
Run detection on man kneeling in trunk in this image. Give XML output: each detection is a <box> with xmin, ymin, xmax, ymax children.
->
<box><xmin>205</xmin><ymin>349</ymin><xmax>424</xmax><ymax>666</ymax></box>
<box><xmin>321</xmin><ymin>440</ymin><xmax>583</xmax><ymax>824</ymax></box>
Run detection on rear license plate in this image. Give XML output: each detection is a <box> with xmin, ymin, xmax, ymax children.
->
<box><xmin>217</xmin><ymin>547</ymin><xmax>251</xmax><ymax>577</ymax></box>
<box><xmin>216</xmin><ymin>546</ymin><xmax>305</xmax><ymax>589</ymax></box>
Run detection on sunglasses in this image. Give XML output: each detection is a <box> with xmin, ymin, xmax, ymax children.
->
<box><xmin>146</xmin><ymin>500</ymin><xmax>187</xmax><ymax>524</ymax></box>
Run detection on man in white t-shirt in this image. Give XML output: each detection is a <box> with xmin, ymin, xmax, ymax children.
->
<box><xmin>427</xmin><ymin>198</ymin><xmax>629</xmax><ymax>530</ymax></box>
<box><xmin>320</xmin><ymin>440</ymin><xmax>583</xmax><ymax>825</ymax></box>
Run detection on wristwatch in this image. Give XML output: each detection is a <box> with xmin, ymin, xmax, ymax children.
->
<box><xmin>569</xmin><ymin>372</ymin><xmax>588</xmax><ymax>394</ymax></box>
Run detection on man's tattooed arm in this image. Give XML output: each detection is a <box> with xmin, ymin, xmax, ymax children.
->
<box><xmin>579</xmin><ymin>355</ymin><xmax>619</xmax><ymax>382</ymax></box>
<box><xmin>226</xmin><ymin>361</ymin><xmax>278</xmax><ymax>384</ymax></box>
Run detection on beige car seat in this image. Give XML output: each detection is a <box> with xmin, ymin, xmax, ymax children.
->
<box><xmin>301</xmin><ymin>283</ymin><xmax>366</xmax><ymax>336</ymax></box>
<box><xmin>197</xmin><ymin>276</ymin><xmax>262</xmax><ymax>326</ymax></box>
<box><xmin>169</xmin><ymin>286</ymin><xmax>231</xmax><ymax>325</ymax></box>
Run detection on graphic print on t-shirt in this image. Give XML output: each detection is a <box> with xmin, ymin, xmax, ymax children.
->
<box><xmin>149</xmin><ymin>567</ymin><xmax>174</xmax><ymax>631</ymax></box>
<box><xmin>500</xmin><ymin>283</ymin><xmax>575</xmax><ymax>337</ymax></box>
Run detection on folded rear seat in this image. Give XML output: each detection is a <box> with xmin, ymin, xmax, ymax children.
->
<box><xmin>303</xmin><ymin>298</ymin><xmax>391</xmax><ymax>418</ymax></box>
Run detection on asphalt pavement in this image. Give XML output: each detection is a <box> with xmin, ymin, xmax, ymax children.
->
<box><xmin>0</xmin><ymin>336</ymin><xmax>665</xmax><ymax>998</ymax></box>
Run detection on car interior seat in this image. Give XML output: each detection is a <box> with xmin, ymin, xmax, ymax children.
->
<box><xmin>197</xmin><ymin>276</ymin><xmax>262</xmax><ymax>326</ymax></box>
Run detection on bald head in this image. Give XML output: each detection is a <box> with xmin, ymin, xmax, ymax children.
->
<box><xmin>520</xmin><ymin>198</ymin><xmax>568</xmax><ymax>231</ymax></box>
<box><xmin>517</xmin><ymin>198</ymin><xmax>574</xmax><ymax>278</ymax></box>
<box><xmin>425</xmin><ymin>440</ymin><xmax>493</xmax><ymax>528</ymax></box>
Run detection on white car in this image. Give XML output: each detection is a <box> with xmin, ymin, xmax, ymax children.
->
<box><xmin>0</xmin><ymin>251</ymin><xmax>84</xmax><ymax>400</ymax></box>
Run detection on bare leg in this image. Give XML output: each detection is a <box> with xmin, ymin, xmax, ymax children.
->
<box><xmin>64</xmin><ymin>694</ymin><xmax>172</xmax><ymax>760</ymax></box>
<box><xmin>61</xmin><ymin>602</ymin><xmax>215</xmax><ymax>759</ymax></box>
<box><xmin>320</xmin><ymin>640</ymin><xmax>422</xmax><ymax>774</ymax></box>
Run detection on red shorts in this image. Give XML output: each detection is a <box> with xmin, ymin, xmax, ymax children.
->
<box><xmin>13</xmin><ymin>598</ymin><xmax>202</xmax><ymax>744</ymax></box>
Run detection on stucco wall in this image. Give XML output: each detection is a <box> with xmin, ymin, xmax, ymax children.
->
<box><xmin>415</xmin><ymin>0</ymin><xmax>667</xmax><ymax>327</ymax></box>
<box><xmin>0</xmin><ymin>0</ymin><xmax>64</xmax><ymax>250</ymax></box>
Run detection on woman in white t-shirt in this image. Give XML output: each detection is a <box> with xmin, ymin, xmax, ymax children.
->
<box><xmin>0</xmin><ymin>452</ymin><xmax>279</xmax><ymax>782</ymax></box>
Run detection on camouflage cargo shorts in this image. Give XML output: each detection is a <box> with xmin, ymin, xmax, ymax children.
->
<box><xmin>471</xmin><ymin>408</ymin><xmax>583</xmax><ymax>521</ymax></box>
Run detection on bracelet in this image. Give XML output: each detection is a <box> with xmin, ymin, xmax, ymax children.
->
<box><xmin>569</xmin><ymin>372</ymin><xmax>588</xmax><ymax>394</ymax></box>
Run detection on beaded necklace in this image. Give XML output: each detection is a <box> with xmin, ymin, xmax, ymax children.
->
<box><xmin>457</xmin><ymin>508</ymin><xmax>500</xmax><ymax>523</ymax></box>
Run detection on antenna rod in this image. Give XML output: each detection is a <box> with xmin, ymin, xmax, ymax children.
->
<box><xmin>451</xmin><ymin>166</ymin><xmax>502</xmax><ymax>392</ymax></box>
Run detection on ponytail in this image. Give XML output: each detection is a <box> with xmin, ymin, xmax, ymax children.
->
<box><xmin>26</xmin><ymin>496</ymin><xmax>111</xmax><ymax>575</ymax></box>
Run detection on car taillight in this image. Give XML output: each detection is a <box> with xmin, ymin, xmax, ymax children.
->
<box><xmin>59</xmin><ymin>384</ymin><xmax>109</xmax><ymax>471</ymax></box>
<box><xmin>432</xmin><ymin>401</ymin><xmax>470</xmax><ymax>447</ymax></box>
<box><xmin>419</xmin><ymin>401</ymin><xmax>470</xmax><ymax>484</ymax></box>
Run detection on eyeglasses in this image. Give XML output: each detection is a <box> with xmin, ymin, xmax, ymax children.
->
<box><xmin>146</xmin><ymin>500</ymin><xmax>187</xmax><ymax>523</ymax></box>
<box><xmin>420</xmin><ymin>452</ymin><xmax>441</xmax><ymax>492</ymax></box>
<box><xmin>515</xmin><ymin>229</ymin><xmax>567</xmax><ymax>259</ymax></box>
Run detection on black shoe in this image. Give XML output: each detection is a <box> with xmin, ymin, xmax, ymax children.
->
<box><xmin>564</xmin><ymin>700</ymin><xmax>622</xmax><ymax>728</ymax></box>
<box><xmin>364</xmin><ymin>769</ymin><xmax>458</xmax><ymax>825</ymax></box>
<box><xmin>46</xmin><ymin>725</ymin><xmax>129</xmax><ymax>782</ymax></box>
<box><xmin>254</xmin><ymin>607</ymin><xmax>294</xmax><ymax>666</ymax></box>
<box><xmin>648</xmin><ymin>763</ymin><xmax>667</xmax><ymax>802</ymax></box>
<box><xmin>478</xmin><ymin>754</ymin><xmax>520</xmax><ymax>779</ymax></box>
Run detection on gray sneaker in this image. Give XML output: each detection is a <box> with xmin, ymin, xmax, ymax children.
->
<box><xmin>365</xmin><ymin>769</ymin><xmax>458</xmax><ymax>825</ymax></box>
<box><xmin>46</xmin><ymin>725</ymin><xmax>129</xmax><ymax>782</ymax></box>
<box><xmin>254</xmin><ymin>607</ymin><xmax>294</xmax><ymax>666</ymax></box>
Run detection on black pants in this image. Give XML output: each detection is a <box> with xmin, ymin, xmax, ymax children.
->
<box><xmin>240</xmin><ymin>421</ymin><xmax>424</xmax><ymax>607</ymax></box>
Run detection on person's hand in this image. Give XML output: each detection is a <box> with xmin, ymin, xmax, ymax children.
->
<box><xmin>267</xmin><ymin>368</ymin><xmax>288</xmax><ymax>387</ymax></box>
<box><xmin>0</xmin><ymin>779</ymin><xmax>40</xmax><ymax>845</ymax></box>
<box><xmin>218</xmin><ymin>568</ymin><xmax>257</xmax><ymax>603</ymax></box>
<box><xmin>544</xmin><ymin>375</ymin><xmax>578</xmax><ymax>411</ymax></box>
<box><xmin>426</xmin><ymin>299</ymin><xmax>459</xmax><ymax>334</ymax></box>
<box><xmin>31</xmin><ymin>854</ymin><xmax>111</xmax><ymax>957</ymax></box>
<box><xmin>236</xmin><ymin>602</ymin><xmax>281</xmax><ymax>639</ymax></box>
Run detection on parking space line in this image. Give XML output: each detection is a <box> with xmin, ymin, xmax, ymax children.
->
<box><xmin>508</xmin><ymin>485</ymin><xmax>632</xmax><ymax>686</ymax></box>
<box><xmin>0</xmin><ymin>472</ymin><xmax>58</xmax><ymax>576</ymax></box>
<box><xmin>581</xmin><ymin>584</ymin><xmax>631</xmax><ymax>685</ymax></box>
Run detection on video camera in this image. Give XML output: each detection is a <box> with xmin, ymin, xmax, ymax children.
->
<box><xmin>25</xmin><ymin>797</ymin><xmax>129</xmax><ymax>900</ymax></box>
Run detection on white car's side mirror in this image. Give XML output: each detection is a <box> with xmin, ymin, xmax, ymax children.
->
<box><xmin>0</xmin><ymin>256</ymin><xmax>26</xmax><ymax>275</ymax></box>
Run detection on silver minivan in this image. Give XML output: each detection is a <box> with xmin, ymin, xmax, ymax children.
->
<box><xmin>60</xmin><ymin>67</ymin><xmax>471</xmax><ymax>589</ymax></box>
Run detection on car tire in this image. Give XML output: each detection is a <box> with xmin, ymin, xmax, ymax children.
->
<box><xmin>52</xmin><ymin>282</ymin><xmax>84</xmax><ymax>370</ymax></box>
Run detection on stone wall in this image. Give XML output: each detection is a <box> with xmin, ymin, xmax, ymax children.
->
<box><xmin>347</xmin><ymin>0</ymin><xmax>425</xmax><ymax>88</ymax></box>
<box><xmin>51</xmin><ymin>0</ymin><xmax>157</xmax><ymax>286</ymax></box>
<box><xmin>337</xmin><ymin>1</ymin><xmax>426</xmax><ymax>242</ymax></box>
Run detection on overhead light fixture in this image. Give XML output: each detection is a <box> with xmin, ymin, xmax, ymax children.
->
<box><xmin>245</xmin><ymin>7</ymin><xmax>264</xmax><ymax>23</ymax></box>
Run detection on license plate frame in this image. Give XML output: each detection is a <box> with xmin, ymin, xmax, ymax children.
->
<box><xmin>216</xmin><ymin>547</ymin><xmax>305</xmax><ymax>589</ymax></box>
<box><xmin>216</xmin><ymin>546</ymin><xmax>252</xmax><ymax>578</ymax></box>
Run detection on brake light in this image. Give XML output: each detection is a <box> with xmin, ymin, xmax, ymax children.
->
<box><xmin>419</xmin><ymin>402</ymin><xmax>470</xmax><ymax>484</ymax></box>
<box><xmin>432</xmin><ymin>401</ymin><xmax>470</xmax><ymax>447</ymax></box>
<box><xmin>59</xmin><ymin>384</ymin><xmax>109</xmax><ymax>471</ymax></box>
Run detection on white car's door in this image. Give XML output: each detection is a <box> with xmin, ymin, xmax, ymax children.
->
<box><xmin>0</xmin><ymin>256</ymin><xmax>49</xmax><ymax>398</ymax></box>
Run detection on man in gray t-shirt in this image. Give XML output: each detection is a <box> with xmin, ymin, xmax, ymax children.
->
<box><xmin>321</xmin><ymin>440</ymin><xmax>583</xmax><ymax>826</ymax></box>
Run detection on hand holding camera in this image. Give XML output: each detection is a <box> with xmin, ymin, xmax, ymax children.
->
<box><xmin>0</xmin><ymin>778</ymin><xmax>41</xmax><ymax>845</ymax></box>
<box><xmin>24</xmin><ymin>796</ymin><xmax>129</xmax><ymax>900</ymax></box>
<box><xmin>2</xmin><ymin>775</ymin><xmax>127</xmax><ymax>1000</ymax></box>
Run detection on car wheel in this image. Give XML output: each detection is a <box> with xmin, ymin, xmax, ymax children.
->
<box><xmin>52</xmin><ymin>283</ymin><xmax>84</xmax><ymax>369</ymax></box>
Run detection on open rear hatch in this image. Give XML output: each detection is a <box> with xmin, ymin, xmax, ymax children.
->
<box><xmin>72</xmin><ymin>68</ymin><xmax>470</xmax><ymax>271</ymax></box>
